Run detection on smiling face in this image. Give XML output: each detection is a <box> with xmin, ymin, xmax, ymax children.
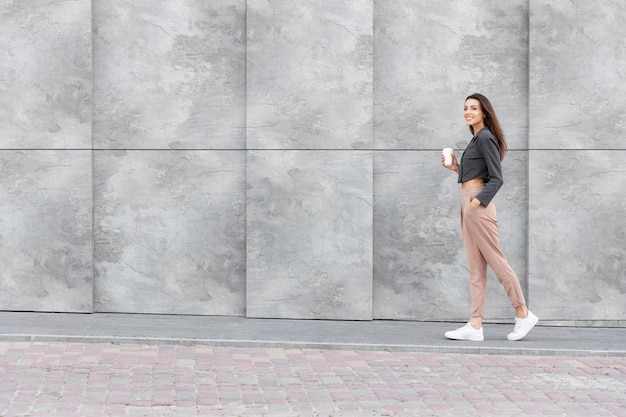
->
<box><xmin>464</xmin><ymin>98</ymin><xmax>485</xmax><ymax>132</ymax></box>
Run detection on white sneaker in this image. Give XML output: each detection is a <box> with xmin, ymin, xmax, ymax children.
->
<box><xmin>507</xmin><ymin>311</ymin><xmax>539</xmax><ymax>341</ymax></box>
<box><xmin>445</xmin><ymin>322</ymin><xmax>484</xmax><ymax>341</ymax></box>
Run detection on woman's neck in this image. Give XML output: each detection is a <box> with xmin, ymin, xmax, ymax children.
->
<box><xmin>472</xmin><ymin>125</ymin><xmax>485</xmax><ymax>136</ymax></box>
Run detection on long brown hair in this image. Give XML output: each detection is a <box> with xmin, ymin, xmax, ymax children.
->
<box><xmin>466</xmin><ymin>93</ymin><xmax>507</xmax><ymax>161</ymax></box>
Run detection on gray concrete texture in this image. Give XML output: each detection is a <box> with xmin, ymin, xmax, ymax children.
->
<box><xmin>0</xmin><ymin>1</ymin><xmax>624</xmax><ymax>323</ymax></box>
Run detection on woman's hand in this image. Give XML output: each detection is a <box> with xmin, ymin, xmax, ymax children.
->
<box><xmin>470</xmin><ymin>198</ymin><xmax>482</xmax><ymax>211</ymax></box>
<box><xmin>441</xmin><ymin>153</ymin><xmax>459</xmax><ymax>173</ymax></box>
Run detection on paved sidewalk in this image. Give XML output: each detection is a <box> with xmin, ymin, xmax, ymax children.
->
<box><xmin>1</xmin><ymin>312</ymin><xmax>625</xmax><ymax>357</ymax></box>
<box><xmin>1</xmin><ymin>312</ymin><xmax>625</xmax><ymax>416</ymax></box>
<box><xmin>1</xmin><ymin>341</ymin><xmax>625</xmax><ymax>416</ymax></box>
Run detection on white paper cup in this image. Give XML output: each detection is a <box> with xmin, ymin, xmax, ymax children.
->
<box><xmin>442</xmin><ymin>148</ymin><xmax>453</xmax><ymax>166</ymax></box>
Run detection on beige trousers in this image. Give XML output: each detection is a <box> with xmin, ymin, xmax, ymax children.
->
<box><xmin>461</xmin><ymin>185</ymin><xmax>526</xmax><ymax>318</ymax></box>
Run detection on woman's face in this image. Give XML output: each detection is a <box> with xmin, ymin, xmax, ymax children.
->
<box><xmin>464</xmin><ymin>98</ymin><xmax>485</xmax><ymax>130</ymax></box>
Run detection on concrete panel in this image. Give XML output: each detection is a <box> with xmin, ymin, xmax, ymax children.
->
<box><xmin>374</xmin><ymin>0</ymin><xmax>528</xmax><ymax>150</ymax></box>
<box><xmin>529</xmin><ymin>150</ymin><xmax>626</xmax><ymax>320</ymax></box>
<box><xmin>0</xmin><ymin>151</ymin><xmax>93</xmax><ymax>312</ymax></box>
<box><xmin>93</xmin><ymin>0</ymin><xmax>246</xmax><ymax>149</ymax></box>
<box><xmin>94</xmin><ymin>150</ymin><xmax>246</xmax><ymax>315</ymax></box>
<box><xmin>374</xmin><ymin>150</ymin><xmax>528</xmax><ymax>321</ymax></box>
<box><xmin>247</xmin><ymin>0</ymin><xmax>373</xmax><ymax>149</ymax></box>
<box><xmin>0</xmin><ymin>1</ymin><xmax>92</xmax><ymax>149</ymax></box>
<box><xmin>247</xmin><ymin>150</ymin><xmax>373</xmax><ymax>319</ymax></box>
<box><xmin>529</xmin><ymin>1</ymin><xmax>626</xmax><ymax>149</ymax></box>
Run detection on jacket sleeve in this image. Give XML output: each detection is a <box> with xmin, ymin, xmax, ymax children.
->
<box><xmin>475</xmin><ymin>133</ymin><xmax>503</xmax><ymax>206</ymax></box>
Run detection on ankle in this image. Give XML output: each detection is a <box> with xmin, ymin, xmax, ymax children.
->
<box><xmin>469</xmin><ymin>320</ymin><xmax>483</xmax><ymax>330</ymax></box>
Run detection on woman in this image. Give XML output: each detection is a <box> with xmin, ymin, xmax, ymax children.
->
<box><xmin>441</xmin><ymin>93</ymin><xmax>538</xmax><ymax>342</ymax></box>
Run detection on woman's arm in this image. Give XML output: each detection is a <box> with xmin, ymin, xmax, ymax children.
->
<box><xmin>475</xmin><ymin>134</ymin><xmax>503</xmax><ymax>206</ymax></box>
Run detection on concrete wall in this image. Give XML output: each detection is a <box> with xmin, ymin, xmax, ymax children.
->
<box><xmin>0</xmin><ymin>1</ymin><xmax>624</xmax><ymax>325</ymax></box>
<box><xmin>528</xmin><ymin>1</ymin><xmax>626</xmax><ymax>324</ymax></box>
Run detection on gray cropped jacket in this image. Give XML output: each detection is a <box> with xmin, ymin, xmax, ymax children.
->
<box><xmin>457</xmin><ymin>128</ymin><xmax>503</xmax><ymax>207</ymax></box>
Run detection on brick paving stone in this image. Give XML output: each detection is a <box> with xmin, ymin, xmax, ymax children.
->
<box><xmin>1</xmin><ymin>341</ymin><xmax>626</xmax><ymax>416</ymax></box>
